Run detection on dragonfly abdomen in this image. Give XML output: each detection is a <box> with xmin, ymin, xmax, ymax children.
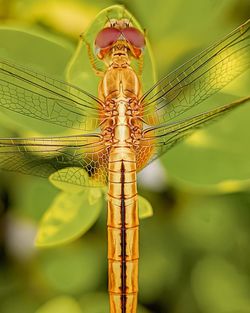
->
<box><xmin>108</xmin><ymin>145</ymin><xmax>139</xmax><ymax>313</ymax></box>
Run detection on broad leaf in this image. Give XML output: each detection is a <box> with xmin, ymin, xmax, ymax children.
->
<box><xmin>35</xmin><ymin>296</ymin><xmax>82</xmax><ymax>313</ymax></box>
<box><xmin>138</xmin><ymin>195</ymin><xmax>153</xmax><ymax>219</ymax></box>
<box><xmin>35</xmin><ymin>189</ymin><xmax>103</xmax><ymax>247</ymax></box>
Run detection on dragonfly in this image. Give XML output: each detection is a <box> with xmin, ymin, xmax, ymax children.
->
<box><xmin>0</xmin><ymin>5</ymin><xmax>249</xmax><ymax>313</ymax></box>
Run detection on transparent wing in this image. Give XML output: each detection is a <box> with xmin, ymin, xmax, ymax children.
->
<box><xmin>0</xmin><ymin>59</ymin><xmax>103</xmax><ymax>131</ymax></box>
<box><xmin>0</xmin><ymin>134</ymin><xmax>109</xmax><ymax>187</ymax></box>
<box><xmin>137</xmin><ymin>96</ymin><xmax>250</xmax><ymax>170</ymax></box>
<box><xmin>141</xmin><ymin>19</ymin><xmax>249</xmax><ymax>125</ymax></box>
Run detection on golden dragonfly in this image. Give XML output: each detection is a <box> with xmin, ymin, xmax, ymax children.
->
<box><xmin>0</xmin><ymin>5</ymin><xmax>249</xmax><ymax>313</ymax></box>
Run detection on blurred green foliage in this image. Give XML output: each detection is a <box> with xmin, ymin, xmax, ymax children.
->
<box><xmin>0</xmin><ymin>0</ymin><xmax>249</xmax><ymax>313</ymax></box>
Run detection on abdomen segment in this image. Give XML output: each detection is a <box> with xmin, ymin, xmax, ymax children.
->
<box><xmin>107</xmin><ymin>146</ymin><xmax>139</xmax><ymax>313</ymax></box>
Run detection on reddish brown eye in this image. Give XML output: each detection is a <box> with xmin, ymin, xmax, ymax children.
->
<box><xmin>95</xmin><ymin>27</ymin><xmax>121</xmax><ymax>49</ymax></box>
<box><xmin>122</xmin><ymin>27</ymin><xmax>145</xmax><ymax>48</ymax></box>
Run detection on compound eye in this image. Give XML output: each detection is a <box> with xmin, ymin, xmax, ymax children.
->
<box><xmin>122</xmin><ymin>27</ymin><xmax>145</xmax><ymax>48</ymax></box>
<box><xmin>95</xmin><ymin>27</ymin><xmax>121</xmax><ymax>49</ymax></box>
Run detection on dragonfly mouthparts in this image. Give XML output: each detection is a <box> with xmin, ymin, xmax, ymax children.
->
<box><xmin>113</xmin><ymin>51</ymin><xmax>126</xmax><ymax>56</ymax></box>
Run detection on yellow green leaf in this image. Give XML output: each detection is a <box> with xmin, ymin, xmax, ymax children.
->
<box><xmin>49</xmin><ymin>167</ymin><xmax>90</xmax><ymax>193</ymax></box>
<box><xmin>138</xmin><ymin>195</ymin><xmax>153</xmax><ymax>219</ymax></box>
<box><xmin>35</xmin><ymin>189</ymin><xmax>103</xmax><ymax>247</ymax></box>
<box><xmin>35</xmin><ymin>296</ymin><xmax>82</xmax><ymax>313</ymax></box>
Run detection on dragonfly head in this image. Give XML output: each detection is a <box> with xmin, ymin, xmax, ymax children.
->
<box><xmin>94</xmin><ymin>18</ymin><xmax>145</xmax><ymax>61</ymax></box>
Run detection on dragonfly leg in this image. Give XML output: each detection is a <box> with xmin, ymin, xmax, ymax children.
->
<box><xmin>138</xmin><ymin>56</ymin><xmax>144</xmax><ymax>77</ymax></box>
<box><xmin>81</xmin><ymin>34</ymin><xmax>105</xmax><ymax>77</ymax></box>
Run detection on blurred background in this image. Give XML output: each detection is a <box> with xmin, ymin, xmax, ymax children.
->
<box><xmin>0</xmin><ymin>0</ymin><xmax>250</xmax><ymax>312</ymax></box>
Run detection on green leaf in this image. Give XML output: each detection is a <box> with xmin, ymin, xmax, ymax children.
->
<box><xmin>38</xmin><ymin>241</ymin><xmax>105</xmax><ymax>294</ymax></box>
<box><xmin>162</xmin><ymin>93</ymin><xmax>250</xmax><ymax>189</ymax></box>
<box><xmin>35</xmin><ymin>296</ymin><xmax>82</xmax><ymax>313</ymax></box>
<box><xmin>138</xmin><ymin>195</ymin><xmax>153</xmax><ymax>219</ymax></box>
<box><xmin>129</xmin><ymin>0</ymin><xmax>242</xmax><ymax>77</ymax></box>
<box><xmin>0</xmin><ymin>27</ymin><xmax>72</xmax><ymax>77</ymax></box>
<box><xmin>35</xmin><ymin>189</ymin><xmax>103</xmax><ymax>247</ymax></box>
<box><xmin>175</xmin><ymin>194</ymin><xmax>240</xmax><ymax>252</ymax></box>
<box><xmin>192</xmin><ymin>257</ymin><xmax>250</xmax><ymax>313</ymax></box>
<box><xmin>14</xmin><ymin>176</ymin><xmax>58</xmax><ymax>221</ymax></box>
<box><xmin>0</xmin><ymin>27</ymin><xmax>73</xmax><ymax>135</ymax></box>
<box><xmin>49</xmin><ymin>168</ymin><xmax>91</xmax><ymax>193</ymax></box>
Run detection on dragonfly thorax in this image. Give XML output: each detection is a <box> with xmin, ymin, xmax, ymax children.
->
<box><xmin>101</xmin><ymin>98</ymin><xmax>143</xmax><ymax>148</ymax></box>
<box><xmin>99</xmin><ymin>60</ymin><xmax>141</xmax><ymax>100</ymax></box>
